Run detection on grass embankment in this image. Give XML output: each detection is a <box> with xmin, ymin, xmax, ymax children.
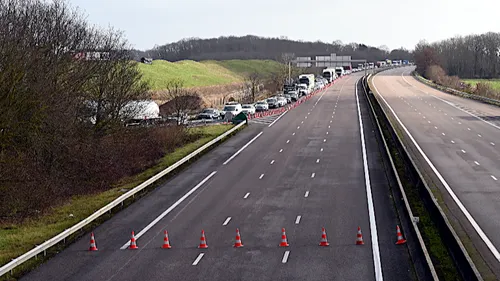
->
<box><xmin>0</xmin><ymin>125</ymin><xmax>233</xmax><ymax>269</ymax></box>
<box><xmin>463</xmin><ymin>79</ymin><xmax>500</xmax><ymax>91</ymax></box>
<box><xmin>138</xmin><ymin>59</ymin><xmax>283</xmax><ymax>90</ymax></box>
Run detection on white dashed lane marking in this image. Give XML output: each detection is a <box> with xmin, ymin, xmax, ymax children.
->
<box><xmin>295</xmin><ymin>216</ymin><xmax>301</xmax><ymax>224</ymax></box>
<box><xmin>270</xmin><ymin>160</ymin><xmax>275</xmax><ymax>165</ymax></box>
<box><xmin>222</xmin><ymin>217</ymin><xmax>231</xmax><ymax>226</ymax></box>
<box><xmin>243</xmin><ymin>192</ymin><xmax>250</xmax><ymax>199</ymax></box>
<box><xmin>304</xmin><ymin>191</ymin><xmax>309</xmax><ymax>197</ymax></box>
<box><xmin>316</xmin><ymin>159</ymin><xmax>320</xmax><ymax>163</ymax></box>
<box><xmin>192</xmin><ymin>253</ymin><xmax>205</xmax><ymax>266</ymax></box>
<box><xmin>492</xmin><ymin>175</ymin><xmax>498</xmax><ymax>181</ymax></box>
<box><xmin>474</xmin><ymin>161</ymin><xmax>480</xmax><ymax>166</ymax></box>
<box><xmin>461</xmin><ymin>150</ymin><xmax>466</xmax><ymax>154</ymax></box>
<box><xmin>259</xmin><ymin>174</ymin><xmax>264</xmax><ymax>179</ymax></box>
<box><xmin>282</xmin><ymin>251</ymin><xmax>290</xmax><ymax>263</ymax></box>
<box><xmin>311</xmin><ymin>173</ymin><xmax>315</xmax><ymax>178</ymax></box>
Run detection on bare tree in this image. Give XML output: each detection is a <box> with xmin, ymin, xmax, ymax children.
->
<box><xmin>242</xmin><ymin>73</ymin><xmax>262</xmax><ymax>103</ymax></box>
<box><xmin>161</xmin><ymin>79</ymin><xmax>202</xmax><ymax>125</ymax></box>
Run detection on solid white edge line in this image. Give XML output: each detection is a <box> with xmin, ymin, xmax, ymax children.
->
<box><xmin>268</xmin><ymin>111</ymin><xmax>287</xmax><ymax>128</ymax></box>
<box><xmin>192</xmin><ymin>253</ymin><xmax>205</xmax><ymax>265</ymax></box>
<box><xmin>295</xmin><ymin>215</ymin><xmax>301</xmax><ymax>224</ymax></box>
<box><xmin>374</xmin><ymin>73</ymin><xmax>500</xmax><ymax>262</ymax></box>
<box><xmin>223</xmin><ymin>132</ymin><xmax>263</xmax><ymax>165</ymax></box>
<box><xmin>120</xmin><ymin>171</ymin><xmax>217</xmax><ymax>249</ymax></box>
<box><xmin>282</xmin><ymin>250</ymin><xmax>290</xmax><ymax>263</ymax></box>
<box><xmin>223</xmin><ymin>217</ymin><xmax>232</xmax><ymax>226</ymax></box>
<box><xmin>355</xmin><ymin>79</ymin><xmax>383</xmax><ymax>281</ymax></box>
<box><xmin>243</xmin><ymin>192</ymin><xmax>250</xmax><ymax>199</ymax></box>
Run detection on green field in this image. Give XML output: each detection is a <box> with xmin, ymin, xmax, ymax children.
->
<box><xmin>463</xmin><ymin>79</ymin><xmax>500</xmax><ymax>90</ymax></box>
<box><xmin>138</xmin><ymin>59</ymin><xmax>283</xmax><ymax>90</ymax></box>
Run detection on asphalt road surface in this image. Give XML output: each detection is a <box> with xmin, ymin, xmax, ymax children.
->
<box><xmin>22</xmin><ymin>73</ymin><xmax>421</xmax><ymax>281</ymax></box>
<box><xmin>372</xmin><ymin>67</ymin><xmax>500</xmax><ymax>278</ymax></box>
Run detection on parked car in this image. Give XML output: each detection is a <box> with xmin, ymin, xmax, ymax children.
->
<box><xmin>241</xmin><ymin>104</ymin><xmax>256</xmax><ymax>115</ymax></box>
<box><xmin>288</xmin><ymin>91</ymin><xmax>299</xmax><ymax>101</ymax></box>
<box><xmin>266</xmin><ymin>97</ymin><xmax>279</xmax><ymax>108</ymax></box>
<box><xmin>254</xmin><ymin>101</ymin><xmax>269</xmax><ymax>112</ymax></box>
<box><xmin>277</xmin><ymin>96</ymin><xmax>287</xmax><ymax>107</ymax></box>
<box><xmin>197</xmin><ymin>108</ymin><xmax>220</xmax><ymax>119</ymax></box>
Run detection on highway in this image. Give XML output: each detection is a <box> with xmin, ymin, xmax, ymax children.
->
<box><xmin>372</xmin><ymin>67</ymin><xmax>500</xmax><ymax>278</ymax></box>
<box><xmin>22</xmin><ymin>73</ymin><xmax>421</xmax><ymax>281</ymax></box>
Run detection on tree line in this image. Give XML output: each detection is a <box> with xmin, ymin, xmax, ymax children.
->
<box><xmin>0</xmin><ymin>0</ymin><xmax>193</xmax><ymax>221</ymax></box>
<box><xmin>132</xmin><ymin>35</ymin><xmax>413</xmax><ymax>62</ymax></box>
<box><xmin>414</xmin><ymin>32</ymin><xmax>500</xmax><ymax>79</ymax></box>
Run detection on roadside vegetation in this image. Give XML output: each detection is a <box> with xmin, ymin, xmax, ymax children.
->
<box><xmin>0</xmin><ymin>124</ymin><xmax>233</xmax><ymax>267</ymax></box>
<box><xmin>0</xmin><ymin>0</ymin><xmax>240</xmax><ymax>271</ymax></box>
<box><xmin>413</xmin><ymin>32</ymin><xmax>500</xmax><ymax>100</ymax></box>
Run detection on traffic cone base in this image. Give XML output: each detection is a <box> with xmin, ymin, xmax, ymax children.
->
<box><xmin>198</xmin><ymin>230</ymin><xmax>208</xmax><ymax>249</ymax></box>
<box><xmin>89</xmin><ymin>232</ymin><xmax>98</xmax><ymax>251</ymax></box>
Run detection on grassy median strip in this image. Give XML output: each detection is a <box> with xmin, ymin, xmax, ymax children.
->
<box><xmin>0</xmin><ymin>124</ymin><xmax>235</xmax><ymax>274</ymax></box>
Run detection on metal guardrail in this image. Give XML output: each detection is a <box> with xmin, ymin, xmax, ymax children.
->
<box><xmin>413</xmin><ymin>73</ymin><xmax>500</xmax><ymax>107</ymax></box>
<box><xmin>0</xmin><ymin>120</ymin><xmax>247</xmax><ymax>277</ymax></box>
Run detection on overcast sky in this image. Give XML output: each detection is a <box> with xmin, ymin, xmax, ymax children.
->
<box><xmin>69</xmin><ymin>0</ymin><xmax>500</xmax><ymax>51</ymax></box>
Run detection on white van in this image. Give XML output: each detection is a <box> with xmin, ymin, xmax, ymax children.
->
<box><xmin>223</xmin><ymin>103</ymin><xmax>243</xmax><ymax>120</ymax></box>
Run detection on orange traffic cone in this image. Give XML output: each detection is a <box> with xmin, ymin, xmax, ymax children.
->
<box><xmin>198</xmin><ymin>230</ymin><xmax>208</xmax><ymax>249</ymax></box>
<box><xmin>89</xmin><ymin>232</ymin><xmax>98</xmax><ymax>251</ymax></box>
<box><xmin>319</xmin><ymin>227</ymin><xmax>330</xmax><ymax>246</ymax></box>
<box><xmin>129</xmin><ymin>231</ymin><xmax>139</xmax><ymax>249</ymax></box>
<box><xmin>356</xmin><ymin>227</ymin><xmax>364</xmax><ymax>245</ymax></box>
<box><xmin>234</xmin><ymin>228</ymin><xmax>244</xmax><ymax>248</ymax></box>
<box><xmin>162</xmin><ymin>230</ymin><xmax>172</xmax><ymax>249</ymax></box>
<box><xmin>396</xmin><ymin>225</ymin><xmax>407</xmax><ymax>245</ymax></box>
<box><xmin>279</xmin><ymin>228</ymin><xmax>289</xmax><ymax>247</ymax></box>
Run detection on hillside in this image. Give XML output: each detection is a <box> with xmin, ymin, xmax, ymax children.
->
<box><xmin>138</xmin><ymin>59</ymin><xmax>283</xmax><ymax>91</ymax></box>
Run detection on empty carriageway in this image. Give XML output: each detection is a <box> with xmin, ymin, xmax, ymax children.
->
<box><xmin>372</xmin><ymin>66</ymin><xmax>500</xmax><ymax>278</ymax></box>
<box><xmin>22</xmin><ymin>73</ymin><xmax>423</xmax><ymax>281</ymax></box>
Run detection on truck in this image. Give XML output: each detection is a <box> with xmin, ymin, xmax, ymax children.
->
<box><xmin>335</xmin><ymin>67</ymin><xmax>345</xmax><ymax>77</ymax></box>
<box><xmin>342</xmin><ymin>65</ymin><xmax>352</xmax><ymax>74</ymax></box>
<box><xmin>322</xmin><ymin>68</ymin><xmax>335</xmax><ymax>83</ymax></box>
<box><xmin>298</xmin><ymin>74</ymin><xmax>315</xmax><ymax>92</ymax></box>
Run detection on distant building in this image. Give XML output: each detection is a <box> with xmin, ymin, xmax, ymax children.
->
<box><xmin>295</xmin><ymin>53</ymin><xmax>352</xmax><ymax>68</ymax></box>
